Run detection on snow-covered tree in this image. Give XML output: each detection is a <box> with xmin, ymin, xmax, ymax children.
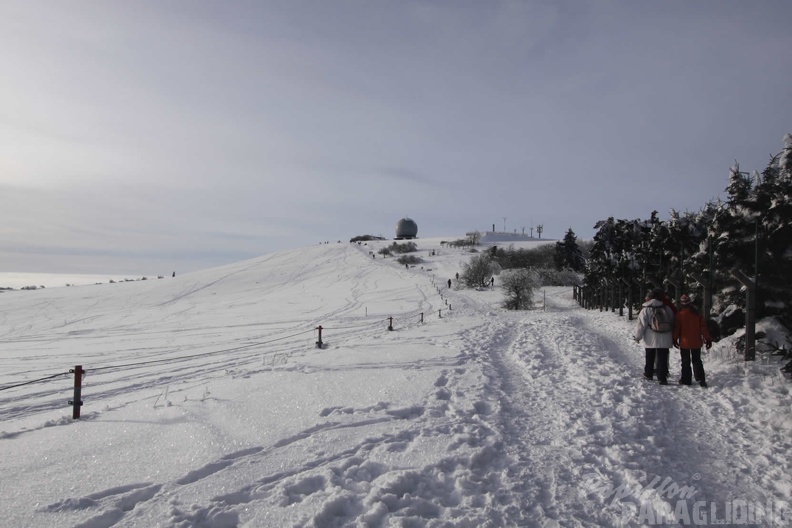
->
<box><xmin>461</xmin><ymin>253</ymin><xmax>493</xmax><ymax>289</ymax></box>
<box><xmin>501</xmin><ymin>269</ymin><xmax>537</xmax><ymax>310</ymax></box>
<box><xmin>581</xmin><ymin>133</ymin><xmax>792</xmax><ymax>332</ymax></box>
<box><xmin>779</xmin><ymin>133</ymin><xmax>792</xmax><ymax>172</ymax></box>
<box><xmin>700</xmin><ymin>135</ymin><xmax>792</xmax><ymax>326</ymax></box>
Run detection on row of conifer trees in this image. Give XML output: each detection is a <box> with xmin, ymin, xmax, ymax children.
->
<box><xmin>581</xmin><ymin>134</ymin><xmax>792</xmax><ymax>340</ymax></box>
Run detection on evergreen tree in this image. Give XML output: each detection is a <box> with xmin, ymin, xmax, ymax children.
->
<box><xmin>584</xmin><ymin>217</ymin><xmax>616</xmax><ymax>289</ymax></box>
<box><xmin>554</xmin><ymin>228</ymin><xmax>584</xmax><ymax>271</ymax></box>
<box><xmin>752</xmin><ymin>140</ymin><xmax>792</xmax><ymax>326</ymax></box>
<box><xmin>725</xmin><ymin>162</ymin><xmax>752</xmax><ymax>203</ymax></box>
<box><xmin>779</xmin><ymin>133</ymin><xmax>792</xmax><ymax>172</ymax></box>
<box><xmin>683</xmin><ymin>200</ymin><xmax>720</xmax><ymax>313</ymax></box>
<box><xmin>583</xmin><ymin>217</ymin><xmax>644</xmax><ymax>310</ymax></box>
<box><xmin>707</xmin><ymin>163</ymin><xmax>760</xmax><ymax>315</ymax></box>
<box><xmin>642</xmin><ymin>211</ymin><xmax>673</xmax><ymax>283</ymax></box>
<box><xmin>659</xmin><ymin>209</ymin><xmax>707</xmax><ymax>299</ymax></box>
<box><xmin>580</xmin><ymin>133</ymin><xmax>792</xmax><ymax>332</ymax></box>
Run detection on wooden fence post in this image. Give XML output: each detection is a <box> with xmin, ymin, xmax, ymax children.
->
<box><xmin>69</xmin><ymin>365</ymin><xmax>84</xmax><ymax>419</ymax></box>
<box><xmin>730</xmin><ymin>269</ymin><xmax>756</xmax><ymax>361</ymax></box>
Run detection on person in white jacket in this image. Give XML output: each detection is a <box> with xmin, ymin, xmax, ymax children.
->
<box><xmin>634</xmin><ymin>289</ymin><xmax>675</xmax><ymax>385</ymax></box>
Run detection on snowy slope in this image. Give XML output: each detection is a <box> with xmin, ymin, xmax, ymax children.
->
<box><xmin>1</xmin><ymin>239</ymin><xmax>790</xmax><ymax>527</ymax></box>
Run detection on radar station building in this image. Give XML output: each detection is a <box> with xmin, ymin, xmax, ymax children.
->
<box><xmin>395</xmin><ymin>218</ymin><xmax>418</xmax><ymax>240</ymax></box>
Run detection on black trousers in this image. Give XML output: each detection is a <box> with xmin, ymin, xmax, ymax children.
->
<box><xmin>645</xmin><ymin>348</ymin><xmax>669</xmax><ymax>381</ymax></box>
<box><xmin>679</xmin><ymin>348</ymin><xmax>706</xmax><ymax>384</ymax></box>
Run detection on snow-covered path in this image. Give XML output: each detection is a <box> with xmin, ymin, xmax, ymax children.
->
<box><xmin>1</xmin><ymin>240</ymin><xmax>790</xmax><ymax>527</ymax></box>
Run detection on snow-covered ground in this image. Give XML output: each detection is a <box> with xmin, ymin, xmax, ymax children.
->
<box><xmin>1</xmin><ymin>238</ymin><xmax>790</xmax><ymax>527</ymax></box>
<box><xmin>0</xmin><ymin>272</ymin><xmax>145</xmax><ymax>290</ymax></box>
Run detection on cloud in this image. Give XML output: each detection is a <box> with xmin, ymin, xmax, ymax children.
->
<box><xmin>1</xmin><ymin>1</ymin><xmax>790</xmax><ymax>273</ymax></box>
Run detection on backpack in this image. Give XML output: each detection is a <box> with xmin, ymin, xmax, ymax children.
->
<box><xmin>650</xmin><ymin>306</ymin><xmax>673</xmax><ymax>333</ymax></box>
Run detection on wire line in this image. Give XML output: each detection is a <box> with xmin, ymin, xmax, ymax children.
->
<box><xmin>0</xmin><ymin>372</ymin><xmax>70</xmax><ymax>392</ymax></box>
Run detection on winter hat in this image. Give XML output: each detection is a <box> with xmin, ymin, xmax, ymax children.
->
<box><xmin>680</xmin><ymin>294</ymin><xmax>692</xmax><ymax>305</ymax></box>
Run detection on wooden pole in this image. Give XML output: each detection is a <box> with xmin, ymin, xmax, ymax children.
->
<box><xmin>730</xmin><ymin>269</ymin><xmax>756</xmax><ymax>361</ymax></box>
<box><xmin>69</xmin><ymin>365</ymin><xmax>84</xmax><ymax>419</ymax></box>
<box><xmin>315</xmin><ymin>326</ymin><xmax>323</xmax><ymax>348</ymax></box>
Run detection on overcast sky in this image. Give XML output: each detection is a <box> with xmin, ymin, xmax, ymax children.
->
<box><xmin>2</xmin><ymin>1</ymin><xmax>790</xmax><ymax>275</ymax></box>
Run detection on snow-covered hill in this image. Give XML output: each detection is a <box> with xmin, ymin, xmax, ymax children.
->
<box><xmin>1</xmin><ymin>239</ymin><xmax>790</xmax><ymax>527</ymax></box>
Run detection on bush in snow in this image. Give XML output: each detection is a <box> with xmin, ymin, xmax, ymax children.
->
<box><xmin>501</xmin><ymin>269</ymin><xmax>538</xmax><ymax>310</ymax></box>
<box><xmin>532</xmin><ymin>267</ymin><xmax>582</xmax><ymax>287</ymax></box>
<box><xmin>390</xmin><ymin>241</ymin><xmax>417</xmax><ymax>254</ymax></box>
<box><xmin>397</xmin><ymin>255</ymin><xmax>422</xmax><ymax>266</ymax></box>
<box><xmin>378</xmin><ymin>242</ymin><xmax>417</xmax><ymax>256</ymax></box>
<box><xmin>461</xmin><ymin>254</ymin><xmax>493</xmax><ymax>289</ymax></box>
<box><xmin>490</xmin><ymin>243</ymin><xmax>556</xmax><ymax>270</ymax></box>
<box><xmin>350</xmin><ymin>235</ymin><xmax>386</xmax><ymax>243</ymax></box>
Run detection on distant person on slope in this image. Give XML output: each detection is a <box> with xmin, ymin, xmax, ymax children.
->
<box><xmin>634</xmin><ymin>289</ymin><xmax>675</xmax><ymax>385</ymax></box>
<box><xmin>673</xmin><ymin>294</ymin><xmax>712</xmax><ymax>388</ymax></box>
<box><xmin>448</xmin><ymin>279</ymin><xmax>452</xmax><ymax>289</ymax></box>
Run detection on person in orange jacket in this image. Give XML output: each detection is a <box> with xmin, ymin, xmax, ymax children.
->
<box><xmin>673</xmin><ymin>294</ymin><xmax>712</xmax><ymax>387</ymax></box>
